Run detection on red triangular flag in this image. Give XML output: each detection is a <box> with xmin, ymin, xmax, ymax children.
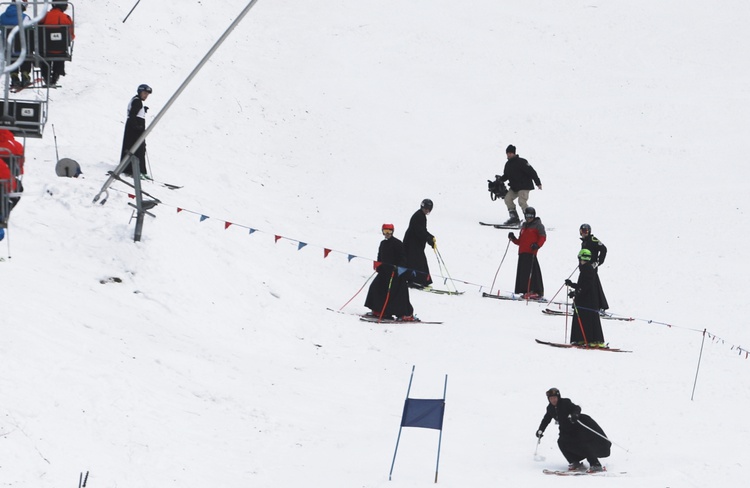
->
<box><xmin>274</xmin><ymin>235</ymin><xmax>281</xmax><ymax>243</ymax></box>
<box><xmin>324</xmin><ymin>248</ymin><xmax>332</xmax><ymax>258</ymax></box>
<box><xmin>224</xmin><ymin>222</ymin><xmax>232</xmax><ymax>230</ymax></box>
<box><xmin>177</xmin><ymin>208</ymin><xmax>183</xmax><ymax>213</ymax></box>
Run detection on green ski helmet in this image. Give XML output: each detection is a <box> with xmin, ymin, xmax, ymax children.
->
<box><xmin>578</xmin><ymin>249</ymin><xmax>592</xmax><ymax>261</ymax></box>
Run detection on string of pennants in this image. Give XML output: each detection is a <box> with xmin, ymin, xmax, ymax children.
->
<box><xmin>119</xmin><ymin>189</ymin><xmax>748</xmax><ymax>361</ymax></box>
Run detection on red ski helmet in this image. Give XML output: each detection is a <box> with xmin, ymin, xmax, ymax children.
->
<box><xmin>382</xmin><ymin>223</ymin><xmax>394</xmax><ymax>232</ymax></box>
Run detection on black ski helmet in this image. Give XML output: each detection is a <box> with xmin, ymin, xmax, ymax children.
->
<box><xmin>524</xmin><ymin>207</ymin><xmax>536</xmax><ymax>219</ymax></box>
<box><xmin>580</xmin><ymin>223</ymin><xmax>591</xmax><ymax>234</ymax></box>
<box><xmin>137</xmin><ymin>84</ymin><xmax>153</xmax><ymax>94</ymax></box>
<box><xmin>546</xmin><ymin>387</ymin><xmax>560</xmax><ymax>398</ymax></box>
<box><xmin>421</xmin><ymin>198</ymin><xmax>434</xmax><ymax>211</ymax></box>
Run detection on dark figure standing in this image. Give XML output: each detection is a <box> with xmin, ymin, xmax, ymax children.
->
<box><xmin>499</xmin><ymin>145</ymin><xmax>542</xmax><ymax>226</ymax></box>
<box><xmin>565</xmin><ymin>249</ymin><xmax>605</xmax><ymax>346</ymax></box>
<box><xmin>579</xmin><ymin>223</ymin><xmax>609</xmax><ymax>310</ymax></box>
<box><xmin>121</xmin><ymin>84</ymin><xmax>152</xmax><ymax>178</ymax></box>
<box><xmin>508</xmin><ymin>207</ymin><xmax>545</xmax><ymax>298</ymax></box>
<box><xmin>403</xmin><ymin>199</ymin><xmax>436</xmax><ymax>289</ymax></box>
<box><xmin>364</xmin><ymin>224</ymin><xmax>417</xmax><ymax>321</ymax></box>
<box><xmin>536</xmin><ymin>388</ymin><xmax>610</xmax><ymax>473</ymax></box>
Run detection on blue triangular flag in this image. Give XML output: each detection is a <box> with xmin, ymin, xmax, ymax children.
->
<box><xmin>297</xmin><ymin>242</ymin><xmax>307</xmax><ymax>250</ymax></box>
<box><xmin>347</xmin><ymin>254</ymin><xmax>355</xmax><ymax>262</ymax></box>
<box><xmin>200</xmin><ymin>215</ymin><xmax>209</xmax><ymax>222</ymax></box>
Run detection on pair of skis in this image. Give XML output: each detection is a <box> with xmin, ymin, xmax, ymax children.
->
<box><xmin>326</xmin><ymin>308</ymin><xmax>443</xmax><ymax>324</ymax></box>
<box><xmin>542</xmin><ymin>307</ymin><xmax>634</xmax><ymax>321</ymax></box>
<box><xmin>543</xmin><ymin>467</ymin><xmax>625</xmax><ymax>476</ymax></box>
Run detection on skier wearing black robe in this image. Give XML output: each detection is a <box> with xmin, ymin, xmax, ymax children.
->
<box><xmin>364</xmin><ymin>224</ymin><xmax>415</xmax><ymax>320</ymax></box>
<box><xmin>403</xmin><ymin>199</ymin><xmax>435</xmax><ymax>288</ymax></box>
<box><xmin>566</xmin><ymin>249</ymin><xmax>605</xmax><ymax>345</ymax></box>
<box><xmin>579</xmin><ymin>223</ymin><xmax>609</xmax><ymax>310</ymax></box>
<box><xmin>508</xmin><ymin>207</ymin><xmax>546</xmax><ymax>297</ymax></box>
<box><xmin>536</xmin><ymin>388</ymin><xmax>610</xmax><ymax>472</ymax></box>
<box><xmin>121</xmin><ymin>84</ymin><xmax>152</xmax><ymax>177</ymax></box>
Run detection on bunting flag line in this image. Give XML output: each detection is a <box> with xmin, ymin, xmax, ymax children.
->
<box><xmin>105</xmin><ymin>186</ymin><xmax>750</xmax><ymax>363</ymax></box>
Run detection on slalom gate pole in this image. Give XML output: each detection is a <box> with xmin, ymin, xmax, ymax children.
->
<box><xmin>389</xmin><ymin>365</ymin><xmax>416</xmax><ymax>481</ymax></box>
<box><xmin>576</xmin><ymin>420</ymin><xmax>629</xmax><ymax>452</ymax></box>
<box><xmin>122</xmin><ymin>0</ymin><xmax>143</xmax><ymax>23</ymax></box>
<box><xmin>378</xmin><ymin>271</ymin><xmax>396</xmax><ymax>322</ymax></box>
<box><xmin>691</xmin><ymin>329</ymin><xmax>707</xmax><ymax>401</ymax></box>
<box><xmin>338</xmin><ymin>271</ymin><xmax>377</xmax><ymax>310</ymax></box>
<box><xmin>434</xmin><ymin>374</ymin><xmax>448</xmax><ymax>483</ymax></box>
<box><xmin>490</xmin><ymin>239</ymin><xmax>511</xmax><ymax>294</ymax></box>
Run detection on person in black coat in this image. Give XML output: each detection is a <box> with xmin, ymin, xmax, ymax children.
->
<box><xmin>565</xmin><ymin>249</ymin><xmax>605</xmax><ymax>345</ymax></box>
<box><xmin>121</xmin><ymin>84</ymin><xmax>152</xmax><ymax>177</ymax></box>
<box><xmin>536</xmin><ymin>388</ymin><xmax>610</xmax><ymax>472</ymax></box>
<box><xmin>579</xmin><ymin>223</ymin><xmax>609</xmax><ymax>310</ymax></box>
<box><xmin>364</xmin><ymin>224</ymin><xmax>415</xmax><ymax>321</ymax></box>
<box><xmin>499</xmin><ymin>145</ymin><xmax>542</xmax><ymax>225</ymax></box>
<box><xmin>403</xmin><ymin>199</ymin><xmax>436</xmax><ymax>289</ymax></box>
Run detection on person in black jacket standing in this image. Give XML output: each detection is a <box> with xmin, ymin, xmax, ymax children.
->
<box><xmin>499</xmin><ymin>145</ymin><xmax>542</xmax><ymax>226</ymax></box>
<box><xmin>364</xmin><ymin>224</ymin><xmax>416</xmax><ymax>321</ymax></box>
<box><xmin>566</xmin><ymin>249</ymin><xmax>605</xmax><ymax>346</ymax></box>
<box><xmin>121</xmin><ymin>84</ymin><xmax>152</xmax><ymax>178</ymax></box>
<box><xmin>536</xmin><ymin>388</ymin><xmax>610</xmax><ymax>473</ymax></box>
<box><xmin>403</xmin><ymin>199</ymin><xmax>436</xmax><ymax>289</ymax></box>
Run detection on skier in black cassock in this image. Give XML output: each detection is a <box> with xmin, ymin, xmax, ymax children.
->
<box><xmin>579</xmin><ymin>223</ymin><xmax>609</xmax><ymax>311</ymax></box>
<box><xmin>403</xmin><ymin>198</ymin><xmax>436</xmax><ymax>289</ymax></box>
<box><xmin>565</xmin><ymin>249</ymin><xmax>605</xmax><ymax>346</ymax></box>
<box><xmin>364</xmin><ymin>224</ymin><xmax>416</xmax><ymax>321</ymax></box>
<box><xmin>121</xmin><ymin>84</ymin><xmax>152</xmax><ymax>177</ymax></box>
<box><xmin>536</xmin><ymin>387</ymin><xmax>610</xmax><ymax>473</ymax></box>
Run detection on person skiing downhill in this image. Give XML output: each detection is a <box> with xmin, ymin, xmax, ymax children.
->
<box><xmin>364</xmin><ymin>224</ymin><xmax>417</xmax><ymax>321</ymax></box>
<box><xmin>121</xmin><ymin>84</ymin><xmax>152</xmax><ymax>178</ymax></box>
<box><xmin>536</xmin><ymin>387</ymin><xmax>611</xmax><ymax>473</ymax></box>
<box><xmin>499</xmin><ymin>145</ymin><xmax>542</xmax><ymax>226</ymax></box>
<box><xmin>565</xmin><ymin>249</ymin><xmax>605</xmax><ymax>346</ymax></box>
<box><xmin>508</xmin><ymin>207</ymin><xmax>545</xmax><ymax>298</ymax></box>
<box><xmin>403</xmin><ymin>199</ymin><xmax>436</xmax><ymax>289</ymax></box>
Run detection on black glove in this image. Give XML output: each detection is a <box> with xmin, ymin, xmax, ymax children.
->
<box><xmin>508</xmin><ymin>232</ymin><xmax>515</xmax><ymax>240</ymax></box>
<box><xmin>144</xmin><ymin>106</ymin><xmax>149</xmax><ymax>113</ymax></box>
<box><xmin>565</xmin><ymin>279</ymin><xmax>574</xmax><ymax>287</ymax></box>
<box><xmin>568</xmin><ymin>413</ymin><xmax>579</xmax><ymax>424</ymax></box>
<box><xmin>530</xmin><ymin>242</ymin><xmax>539</xmax><ymax>250</ymax></box>
<box><xmin>536</xmin><ymin>429</ymin><xmax>544</xmax><ymax>439</ymax></box>
<box><xmin>568</xmin><ymin>291</ymin><xmax>576</xmax><ymax>299</ymax></box>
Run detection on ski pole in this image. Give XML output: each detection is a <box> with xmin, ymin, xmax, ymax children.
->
<box><xmin>378</xmin><ymin>270</ymin><xmax>396</xmax><ymax>322</ymax></box>
<box><xmin>525</xmin><ymin>252</ymin><xmax>537</xmax><ymax>302</ymax></box>
<box><xmin>546</xmin><ymin>265</ymin><xmax>578</xmax><ymax>306</ymax></box>
<box><xmin>571</xmin><ymin>300</ymin><xmax>588</xmax><ymax>346</ymax></box>
<box><xmin>490</xmin><ymin>239</ymin><xmax>511</xmax><ymax>294</ymax></box>
<box><xmin>338</xmin><ymin>271</ymin><xmax>377</xmax><ymax>311</ymax></box>
<box><xmin>576</xmin><ymin>420</ymin><xmax>629</xmax><ymax>452</ymax></box>
<box><xmin>434</xmin><ymin>246</ymin><xmax>459</xmax><ymax>293</ymax></box>
<box><xmin>533</xmin><ymin>436</ymin><xmax>545</xmax><ymax>461</ymax></box>
<box><xmin>432</xmin><ymin>246</ymin><xmax>446</xmax><ymax>286</ymax></box>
